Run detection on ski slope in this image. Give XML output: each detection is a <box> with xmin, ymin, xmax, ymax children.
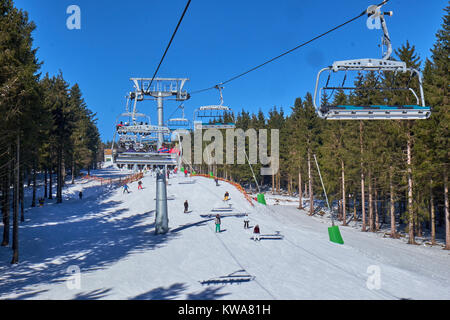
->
<box><xmin>0</xmin><ymin>166</ymin><xmax>449</xmax><ymax>300</ymax></box>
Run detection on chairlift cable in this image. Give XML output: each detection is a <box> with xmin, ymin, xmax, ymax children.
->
<box><xmin>145</xmin><ymin>0</ymin><xmax>192</xmax><ymax>93</ymax></box>
<box><xmin>190</xmin><ymin>2</ymin><xmax>391</xmax><ymax>95</ymax></box>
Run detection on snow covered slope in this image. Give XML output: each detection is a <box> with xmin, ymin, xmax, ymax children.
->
<box><xmin>0</xmin><ymin>167</ymin><xmax>449</xmax><ymax>300</ymax></box>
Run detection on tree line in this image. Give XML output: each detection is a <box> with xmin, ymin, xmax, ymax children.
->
<box><xmin>195</xmin><ymin>4</ymin><xmax>449</xmax><ymax>250</ymax></box>
<box><xmin>0</xmin><ymin>1</ymin><xmax>101</xmax><ymax>264</ymax></box>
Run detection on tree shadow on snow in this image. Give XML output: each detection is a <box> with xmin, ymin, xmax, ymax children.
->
<box><xmin>170</xmin><ymin>219</ymin><xmax>213</xmax><ymax>233</ymax></box>
<box><xmin>131</xmin><ymin>283</ymin><xmax>186</xmax><ymax>300</ymax></box>
<box><xmin>73</xmin><ymin>288</ymin><xmax>114</xmax><ymax>300</ymax></box>
<box><xmin>130</xmin><ymin>283</ymin><xmax>229</xmax><ymax>300</ymax></box>
<box><xmin>0</xmin><ymin>192</ymin><xmax>175</xmax><ymax>299</ymax></box>
<box><xmin>170</xmin><ymin>216</ymin><xmax>240</xmax><ymax>234</ymax></box>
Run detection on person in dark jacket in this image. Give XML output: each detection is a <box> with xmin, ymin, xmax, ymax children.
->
<box><xmin>253</xmin><ymin>225</ymin><xmax>261</xmax><ymax>241</ymax></box>
<box><xmin>184</xmin><ymin>200</ymin><xmax>189</xmax><ymax>213</ymax></box>
<box><xmin>79</xmin><ymin>191</ymin><xmax>83</xmax><ymax>200</ymax></box>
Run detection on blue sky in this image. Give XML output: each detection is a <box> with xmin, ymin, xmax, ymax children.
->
<box><xmin>14</xmin><ymin>0</ymin><xmax>446</xmax><ymax>141</ymax></box>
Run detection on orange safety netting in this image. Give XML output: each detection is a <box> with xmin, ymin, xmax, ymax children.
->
<box><xmin>191</xmin><ymin>174</ymin><xmax>255</xmax><ymax>206</ymax></box>
<box><xmin>83</xmin><ymin>172</ymin><xmax>144</xmax><ymax>187</ymax></box>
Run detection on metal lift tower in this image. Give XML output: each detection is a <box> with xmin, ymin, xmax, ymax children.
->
<box><xmin>130</xmin><ymin>78</ymin><xmax>190</xmax><ymax>235</ymax></box>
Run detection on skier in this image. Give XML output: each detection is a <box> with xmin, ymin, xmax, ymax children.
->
<box><xmin>215</xmin><ymin>214</ymin><xmax>221</xmax><ymax>233</ymax></box>
<box><xmin>138</xmin><ymin>181</ymin><xmax>143</xmax><ymax>190</ymax></box>
<box><xmin>184</xmin><ymin>169</ymin><xmax>188</xmax><ymax>177</ymax></box>
<box><xmin>184</xmin><ymin>200</ymin><xmax>189</xmax><ymax>213</ymax></box>
<box><xmin>215</xmin><ymin>177</ymin><xmax>219</xmax><ymax>186</ymax></box>
<box><xmin>244</xmin><ymin>214</ymin><xmax>250</xmax><ymax>229</ymax></box>
<box><xmin>253</xmin><ymin>225</ymin><xmax>261</xmax><ymax>241</ymax></box>
<box><xmin>224</xmin><ymin>192</ymin><xmax>230</xmax><ymax>201</ymax></box>
<box><xmin>123</xmin><ymin>184</ymin><xmax>130</xmax><ymax>194</ymax></box>
<box><xmin>79</xmin><ymin>191</ymin><xmax>83</xmax><ymax>200</ymax></box>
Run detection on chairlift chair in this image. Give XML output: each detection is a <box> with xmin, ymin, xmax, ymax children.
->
<box><xmin>167</xmin><ymin>104</ymin><xmax>192</xmax><ymax>131</ymax></box>
<box><xmin>313</xmin><ymin>2</ymin><xmax>431</xmax><ymax>120</ymax></box>
<box><xmin>113</xmin><ymin>102</ymin><xmax>170</xmax><ymax>160</ymax></box>
<box><xmin>194</xmin><ymin>85</ymin><xmax>236</xmax><ymax>130</ymax></box>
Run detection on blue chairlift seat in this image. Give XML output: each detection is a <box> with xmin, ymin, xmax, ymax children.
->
<box><xmin>320</xmin><ymin>105</ymin><xmax>431</xmax><ymax>120</ymax></box>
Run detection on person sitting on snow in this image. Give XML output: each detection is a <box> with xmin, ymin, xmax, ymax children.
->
<box><xmin>253</xmin><ymin>225</ymin><xmax>261</xmax><ymax>241</ymax></box>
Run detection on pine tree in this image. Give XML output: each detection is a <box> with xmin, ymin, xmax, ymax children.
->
<box><xmin>296</xmin><ymin>93</ymin><xmax>323</xmax><ymax>215</ymax></box>
<box><xmin>417</xmin><ymin>4</ymin><xmax>450</xmax><ymax>249</ymax></box>
<box><xmin>0</xmin><ymin>0</ymin><xmax>41</xmax><ymax>263</ymax></box>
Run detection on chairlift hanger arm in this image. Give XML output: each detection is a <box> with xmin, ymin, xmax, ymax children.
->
<box><xmin>367</xmin><ymin>1</ymin><xmax>393</xmax><ymax>60</ymax></box>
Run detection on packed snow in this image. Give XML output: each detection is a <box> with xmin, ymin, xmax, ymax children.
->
<box><xmin>0</xmin><ymin>166</ymin><xmax>449</xmax><ymax>300</ymax></box>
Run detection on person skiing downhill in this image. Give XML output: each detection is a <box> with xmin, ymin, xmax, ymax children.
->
<box><xmin>215</xmin><ymin>214</ymin><xmax>221</xmax><ymax>233</ymax></box>
<box><xmin>123</xmin><ymin>184</ymin><xmax>130</xmax><ymax>194</ymax></box>
<box><xmin>253</xmin><ymin>225</ymin><xmax>261</xmax><ymax>241</ymax></box>
<box><xmin>224</xmin><ymin>192</ymin><xmax>230</xmax><ymax>201</ymax></box>
<box><xmin>138</xmin><ymin>181</ymin><xmax>143</xmax><ymax>190</ymax></box>
<box><xmin>184</xmin><ymin>200</ymin><xmax>189</xmax><ymax>213</ymax></box>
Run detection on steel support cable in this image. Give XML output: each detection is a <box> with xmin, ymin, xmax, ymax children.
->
<box><xmin>166</xmin><ymin>104</ymin><xmax>186</xmax><ymax>126</ymax></box>
<box><xmin>145</xmin><ymin>0</ymin><xmax>192</xmax><ymax>93</ymax></box>
<box><xmin>0</xmin><ymin>149</ymin><xmax>10</xmax><ymax>159</ymax></box>
<box><xmin>190</xmin><ymin>4</ymin><xmax>380</xmax><ymax>96</ymax></box>
<box><xmin>190</xmin><ymin>0</ymin><xmax>390</xmax><ymax>95</ymax></box>
<box><xmin>0</xmin><ymin>158</ymin><xmax>14</xmax><ymax>169</ymax></box>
